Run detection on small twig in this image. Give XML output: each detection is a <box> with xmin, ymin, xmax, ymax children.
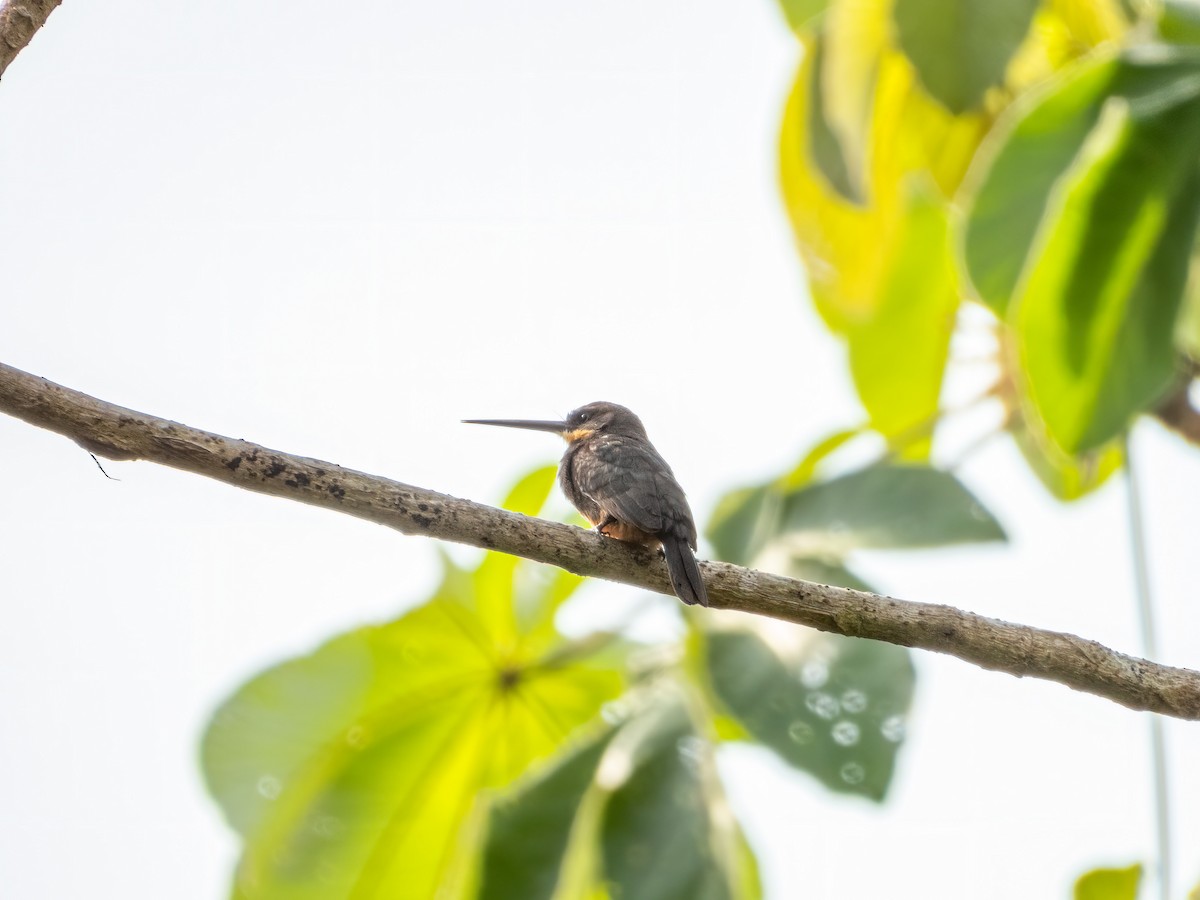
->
<box><xmin>1153</xmin><ymin>374</ymin><xmax>1200</xmax><ymax>447</ymax></box>
<box><xmin>89</xmin><ymin>453</ymin><xmax>119</xmax><ymax>480</ymax></box>
<box><xmin>2</xmin><ymin>360</ymin><xmax>1200</xmax><ymax>719</ymax></box>
<box><xmin>877</xmin><ymin>381</ymin><xmax>1003</xmax><ymax>464</ymax></box>
<box><xmin>945</xmin><ymin>425</ymin><xmax>1005</xmax><ymax>472</ymax></box>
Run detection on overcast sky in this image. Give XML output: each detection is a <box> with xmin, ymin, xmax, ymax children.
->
<box><xmin>2</xmin><ymin>2</ymin><xmax>1198</xmax><ymax>898</ymax></box>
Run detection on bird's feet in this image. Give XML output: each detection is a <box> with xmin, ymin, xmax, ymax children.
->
<box><xmin>594</xmin><ymin>514</ymin><xmax>618</xmax><ymax>537</ymax></box>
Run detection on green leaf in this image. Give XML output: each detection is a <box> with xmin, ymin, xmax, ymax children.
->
<box><xmin>779</xmin><ymin>8</ymin><xmax>990</xmax><ymax>337</ymax></box>
<box><xmin>514</xmin><ymin>565</ymin><xmax>587</xmax><ymax>658</ymax></box>
<box><xmin>707</xmin><ymin>483</ymin><xmax>782</xmax><ymax>568</ymax></box>
<box><xmin>1179</xmin><ymin>262</ymin><xmax>1200</xmax><ymax>359</ymax></box>
<box><xmin>480</xmin><ymin>688</ymin><xmax>761</xmax><ymax>900</ymax></box>
<box><xmin>499</xmin><ymin>463</ymin><xmax>560</xmax><ymax>517</ymax></box>
<box><xmin>203</xmin><ymin>471</ymin><xmax>622</xmax><ymax>900</ymax></box>
<box><xmin>472</xmin><ymin>464</ymin><xmax>560</xmax><ymax>646</ymax></box>
<box><xmin>893</xmin><ymin>0</ymin><xmax>1039</xmax><ymax>114</ymax></box>
<box><xmin>478</xmin><ymin>723</ymin><xmax>619</xmax><ymax>900</ymax></box>
<box><xmin>704</xmin><ymin>627</ymin><xmax>914</xmax><ymax>802</ymax></box>
<box><xmin>1160</xmin><ymin>0</ymin><xmax>1200</xmax><ymax>44</ymax></box>
<box><xmin>204</xmin><ymin>605</ymin><xmax>489</xmax><ymax>900</ymax></box>
<box><xmin>963</xmin><ymin>50</ymin><xmax>1200</xmax><ymax>315</ymax></box>
<box><xmin>729</xmin><ymin>829</ymin><xmax>765</xmax><ymax>900</ymax></box>
<box><xmin>785</xmin><ymin>557</ymin><xmax>876</xmax><ymax>593</ymax></box>
<box><xmin>599</xmin><ymin>690</ymin><xmax>759</xmax><ymax>900</ymax></box>
<box><xmin>847</xmin><ymin>179</ymin><xmax>959</xmax><ymax>458</ymax></box>
<box><xmin>807</xmin><ymin>31</ymin><xmax>863</xmax><ymax>203</ymax></box>
<box><xmin>1015</xmin><ymin>93</ymin><xmax>1200</xmax><ymax>451</ymax></box>
<box><xmin>776</xmin><ymin>0</ymin><xmax>830</xmax><ymax>33</ymax></box>
<box><xmin>780</xmin><ymin>427</ymin><xmax>863</xmax><ymax>489</ymax></box>
<box><xmin>706</xmin><ymin>429</ymin><xmax>861</xmax><ymax>568</ymax></box>
<box><xmin>780</xmin><ymin>465</ymin><xmax>1006</xmax><ymax>554</ymax></box>
<box><xmin>1008</xmin><ymin>406</ymin><xmax>1124</xmax><ymax>501</ymax></box>
<box><xmin>1074</xmin><ymin>864</ymin><xmax>1142</xmax><ymax>900</ymax></box>
<box><xmin>963</xmin><ymin>51</ymin><xmax>1200</xmax><ymax>452</ymax></box>
<box><xmin>710</xmin><ymin>457</ymin><xmax>1004</xmax><ymax>568</ymax></box>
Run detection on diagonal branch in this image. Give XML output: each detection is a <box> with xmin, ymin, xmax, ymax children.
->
<box><xmin>0</xmin><ymin>0</ymin><xmax>62</xmax><ymax>79</ymax></box>
<box><xmin>2</xmin><ymin>359</ymin><xmax>1199</xmax><ymax>720</ymax></box>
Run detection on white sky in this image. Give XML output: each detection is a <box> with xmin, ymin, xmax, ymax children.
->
<box><xmin>1</xmin><ymin>2</ymin><xmax>1198</xmax><ymax>898</ymax></box>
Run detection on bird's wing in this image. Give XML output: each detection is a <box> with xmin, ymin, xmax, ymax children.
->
<box><xmin>573</xmin><ymin>436</ymin><xmax>697</xmax><ymax>546</ymax></box>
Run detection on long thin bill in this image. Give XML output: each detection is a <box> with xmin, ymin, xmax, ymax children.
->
<box><xmin>461</xmin><ymin>418</ymin><xmax>567</xmax><ymax>434</ymax></box>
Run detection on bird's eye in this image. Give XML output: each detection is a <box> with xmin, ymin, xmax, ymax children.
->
<box><xmin>577</xmin><ymin>412</ymin><xmax>589</xmax><ymax>423</ymax></box>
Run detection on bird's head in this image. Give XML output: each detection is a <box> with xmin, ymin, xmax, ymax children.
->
<box><xmin>463</xmin><ymin>401</ymin><xmax>649</xmax><ymax>443</ymax></box>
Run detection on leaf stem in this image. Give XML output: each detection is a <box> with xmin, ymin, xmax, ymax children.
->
<box><xmin>1123</xmin><ymin>434</ymin><xmax>1171</xmax><ymax>900</ymax></box>
<box><xmin>877</xmin><ymin>380</ymin><xmax>1003</xmax><ymax>464</ymax></box>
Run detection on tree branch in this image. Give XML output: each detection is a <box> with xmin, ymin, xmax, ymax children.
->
<box><xmin>2</xmin><ymin>360</ymin><xmax>1199</xmax><ymax>720</ymax></box>
<box><xmin>0</xmin><ymin>0</ymin><xmax>62</xmax><ymax>79</ymax></box>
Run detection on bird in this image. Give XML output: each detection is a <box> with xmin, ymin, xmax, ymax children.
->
<box><xmin>463</xmin><ymin>401</ymin><xmax>708</xmax><ymax>607</ymax></box>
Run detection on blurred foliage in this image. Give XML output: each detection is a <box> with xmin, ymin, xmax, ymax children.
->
<box><xmin>1072</xmin><ymin>862</ymin><xmax>1200</xmax><ymax>899</ymax></box>
<box><xmin>894</xmin><ymin>0</ymin><xmax>1041</xmax><ymax>113</ymax></box>
<box><xmin>777</xmin><ymin>0</ymin><xmax>1200</xmax><ymax>493</ymax></box>
<box><xmin>702</xmin><ymin>433</ymin><xmax>1003</xmax><ymax>803</ymax></box>
<box><xmin>709</xmin><ymin>460</ymin><xmax>1004</xmax><ymax>566</ymax></box>
<box><xmin>1074</xmin><ymin>864</ymin><xmax>1142</xmax><ymax>900</ymax></box>
<box><xmin>202</xmin><ymin>0</ymin><xmax>1200</xmax><ymax>894</ymax></box>
<box><xmin>702</xmin><ymin>628</ymin><xmax>913</xmax><ymax>801</ymax></box>
<box><xmin>967</xmin><ymin>50</ymin><xmax>1200</xmax><ymax>453</ymax></box>
<box><xmin>203</xmin><ymin>468</ymin><xmax>627</xmax><ymax>899</ymax></box>
<box><xmin>205</xmin><ymin>449</ymin><xmax>1004</xmax><ymax>897</ymax></box>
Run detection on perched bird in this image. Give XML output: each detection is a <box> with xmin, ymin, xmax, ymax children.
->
<box><xmin>463</xmin><ymin>401</ymin><xmax>708</xmax><ymax>607</ymax></box>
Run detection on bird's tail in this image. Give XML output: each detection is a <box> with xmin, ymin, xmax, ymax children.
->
<box><xmin>662</xmin><ymin>536</ymin><xmax>708</xmax><ymax>607</ymax></box>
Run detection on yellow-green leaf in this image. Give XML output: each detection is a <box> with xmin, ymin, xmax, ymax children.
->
<box><xmin>203</xmin><ymin>469</ymin><xmax>622</xmax><ymax>900</ymax></box>
<box><xmin>961</xmin><ymin>54</ymin><xmax>1123</xmax><ymax>315</ymax></box>
<box><xmin>780</xmin><ymin>28</ymin><xmax>985</xmax><ymax>334</ymax></box>
<box><xmin>1015</xmin><ymin>87</ymin><xmax>1200</xmax><ymax>451</ymax></box>
<box><xmin>846</xmin><ymin>178</ymin><xmax>959</xmax><ymax>457</ymax></box>
<box><xmin>776</xmin><ymin>0</ymin><xmax>832</xmax><ymax>33</ymax></box>
<box><xmin>1008</xmin><ymin>399</ymin><xmax>1124</xmax><ymax>500</ymax></box>
<box><xmin>1074</xmin><ymin>864</ymin><xmax>1142</xmax><ymax>900</ymax></box>
<box><xmin>893</xmin><ymin>0</ymin><xmax>1040</xmax><ymax>114</ymax></box>
<box><xmin>962</xmin><ymin>50</ymin><xmax>1200</xmax><ymax>315</ymax></box>
<box><xmin>472</xmin><ymin>463</ymin><xmax>559</xmax><ymax>648</ymax></box>
<box><xmin>806</xmin><ymin>30</ymin><xmax>864</xmax><ymax>202</ymax></box>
